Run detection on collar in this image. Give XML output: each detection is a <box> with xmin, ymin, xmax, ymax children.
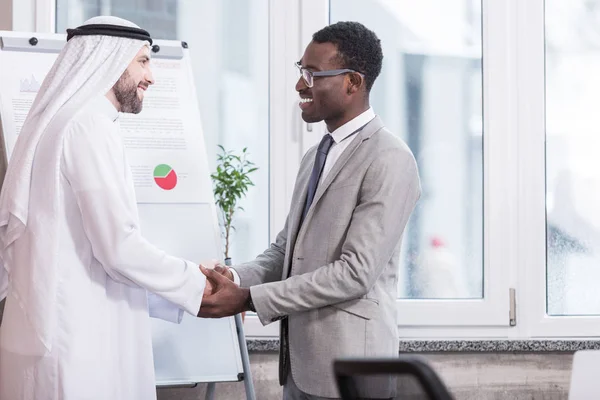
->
<box><xmin>328</xmin><ymin>107</ymin><xmax>376</xmax><ymax>144</ymax></box>
<box><xmin>94</xmin><ymin>96</ymin><xmax>120</xmax><ymax>122</ymax></box>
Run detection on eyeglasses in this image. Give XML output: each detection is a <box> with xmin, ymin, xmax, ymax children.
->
<box><xmin>295</xmin><ymin>62</ymin><xmax>363</xmax><ymax>88</ymax></box>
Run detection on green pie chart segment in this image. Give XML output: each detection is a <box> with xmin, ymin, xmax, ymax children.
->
<box><xmin>153</xmin><ymin>164</ymin><xmax>177</xmax><ymax>190</ymax></box>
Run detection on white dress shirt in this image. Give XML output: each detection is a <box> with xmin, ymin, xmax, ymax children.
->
<box><xmin>230</xmin><ymin>108</ymin><xmax>376</xmax><ymax>286</ymax></box>
<box><xmin>319</xmin><ymin>107</ymin><xmax>375</xmax><ymax>185</ymax></box>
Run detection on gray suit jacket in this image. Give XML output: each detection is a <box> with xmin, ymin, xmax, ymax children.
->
<box><xmin>234</xmin><ymin>116</ymin><xmax>421</xmax><ymax>398</ymax></box>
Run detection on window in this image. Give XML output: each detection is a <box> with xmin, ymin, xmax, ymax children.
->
<box><xmin>545</xmin><ymin>0</ymin><xmax>600</xmax><ymax>316</ymax></box>
<box><xmin>55</xmin><ymin>0</ymin><xmax>270</xmax><ymax>265</ymax></box>
<box><xmin>39</xmin><ymin>0</ymin><xmax>600</xmax><ymax>338</ymax></box>
<box><xmin>326</xmin><ymin>0</ymin><xmax>516</xmax><ymax>329</ymax></box>
<box><xmin>331</xmin><ymin>0</ymin><xmax>484</xmax><ymax>301</ymax></box>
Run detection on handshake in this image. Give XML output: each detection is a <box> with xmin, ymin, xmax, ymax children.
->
<box><xmin>202</xmin><ymin>259</ymin><xmax>235</xmax><ymax>282</ymax></box>
<box><xmin>196</xmin><ymin>260</ymin><xmax>252</xmax><ymax>319</ymax></box>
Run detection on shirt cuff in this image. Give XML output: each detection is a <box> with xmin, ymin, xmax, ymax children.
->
<box><xmin>230</xmin><ymin>268</ymin><xmax>241</xmax><ymax>286</ymax></box>
<box><xmin>148</xmin><ymin>292</ymin><xmax>184</xmax><ymax>324</ymax></box>
<box><xmin>182</xmin><ymin>260</ymin><xmax>206</xmax><ymax>316</ymax></box>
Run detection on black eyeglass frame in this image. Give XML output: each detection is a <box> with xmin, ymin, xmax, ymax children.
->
<box><xmin>295</xmin><ymin>62</ymin><xmax>364</xmax><ymax>88</ymax></box>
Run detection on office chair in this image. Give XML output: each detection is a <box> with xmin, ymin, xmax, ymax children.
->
<box><xmin>334</xmin><ymin>355</ymin><xmax>454</xmax><ymax>400</ymax></box>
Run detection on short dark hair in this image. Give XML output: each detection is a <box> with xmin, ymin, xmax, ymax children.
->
<box><xmin>312</xmin><ymin>21</ymin><xmax>383</xmax><ymax>92</ymax></box>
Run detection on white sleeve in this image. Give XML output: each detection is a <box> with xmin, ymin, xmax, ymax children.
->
<box><xmin>148</xmin><ymin>291</ymin><xmax>184</xmax><ymax>324</ymax></box>
<box><xmin>231</xmin><ymin>268</ymin><xmax>241</xmax><ymax>286</ymax></box>
<box><xmin>62</xmin><ymin>118</ymin><xmax>205</xmax><ymax>317</ymax></box>
<box><xmin>0</xmin><ymin>261</ymin><xmax>7</xmax><ymax>302</ymax></box>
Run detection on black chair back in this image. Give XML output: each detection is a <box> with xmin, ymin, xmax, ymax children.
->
<box><xmin>333</xmin><ymin>356</ymin><xmax>454</xmax><ymax>400</ymax></box>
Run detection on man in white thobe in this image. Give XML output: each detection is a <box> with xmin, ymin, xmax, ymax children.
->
<box><xmin>0</xmin><ymin>16</ymin><xmax>208</xmax><ymax>400</ymax></box>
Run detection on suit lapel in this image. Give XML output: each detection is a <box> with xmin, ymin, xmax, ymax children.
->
<box><xmin>289</xmin><ymin>167</ymin><xmax>310</xmax><ymax>243</ymax></box>
<box><xmin>282</xmin><ymin>150</ymin><xmax>314</xmax><ymax>278</ymax></box>
<box><xmin>284</xmin><ymin>116</ymin><xmax>385</xmax><ymax>277</ymax></box>
<box><xmin>301</xmin><ymin>116</ymin><xmax>385</xmax><ymax>226</ymax></box>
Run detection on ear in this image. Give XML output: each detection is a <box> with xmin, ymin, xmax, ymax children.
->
<box><xmin>347</xmin><ymin>73</ymin><xmax>364</xmax><ymax>95</ymax></box>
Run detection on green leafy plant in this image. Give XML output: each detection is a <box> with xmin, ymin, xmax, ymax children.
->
<box><xmin>211</xmin><ymin>145</ymin><xmax>258</xmax><ymax>260</ymax></box>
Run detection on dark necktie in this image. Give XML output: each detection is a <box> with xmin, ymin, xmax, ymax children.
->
<box><xmin>300</xmin><ymin>133</ymin><xmax>335</xmax><ymax>225</ymax></box>
<box><xmin>281</xmin><ymin>134</ymin><xmax>335</xmax><ymax>384</ymax></box>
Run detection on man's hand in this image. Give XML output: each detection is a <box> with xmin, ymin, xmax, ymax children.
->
<box><xmin>214</xmin><ymin>265</ymin><xmax>234</xmax><ymax>281</ymax></box>
<box><xmin>203</xmin><ymin>273</ymin><xmax>214</xmax><ymax>296</ymax></box>
<box><xmin>200</xmin><ymin>260</ymin><xmax>234</xmax><ymax>281</ymax></box>
<box><xmin>199</xmin><ymin>263</ymin><xmax>216</xmax><ymax>296</ymax></box>
<box><xmin>198</xmin><ymin>266</ymin><xmax>250</xmax><ymax>318</ymax></box>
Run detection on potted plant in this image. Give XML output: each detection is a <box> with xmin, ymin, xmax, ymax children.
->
<box><xmin>210</xmin><ymin>145</ymin><xmax>258</xmax><ymax>266</ymax></box>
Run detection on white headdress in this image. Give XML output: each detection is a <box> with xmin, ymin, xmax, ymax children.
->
<box><xmin>0</xmin><ymin>16</ymin><xmax>151</xmax><ymax>355</ymax></box>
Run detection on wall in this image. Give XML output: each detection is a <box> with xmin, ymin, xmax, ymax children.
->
<box><xmin>0</xmin><ymin>0</ymin><xmax>12</xmax><ymax>30</ymax></box>
<box><xmin>156</xmin><ymin>351</ymin><xmax>573</xmax><ymax>400</ymax></box>
<box><xmin>0</xmin><ymin>303</ymin><xmax>577</xmax><ymax>398</ymax></box>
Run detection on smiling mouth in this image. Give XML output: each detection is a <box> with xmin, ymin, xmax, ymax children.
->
<box><xmin>299</xmin><ymin>98</ymin><xmax>313</xmax><ymax>109</ymax></box>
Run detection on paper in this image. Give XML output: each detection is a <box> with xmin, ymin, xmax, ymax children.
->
<box><xmin>0</xmin><ymin>51</ymin><xmax>56</xmax><ymax>157</ymax></box>
<box><xmin>0</xmin><ymin>48</ymin><xmax>212</xmax><ymax>204</ymax></box>
<box><xmin>119</xmin><ymin>57</ymin><xmax>211</xmax><ymax>203</ymax></box>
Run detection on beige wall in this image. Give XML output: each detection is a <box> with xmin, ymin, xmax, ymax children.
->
<box><xmin>0</xmin><ymin>0</ymin><xmax>12</xmax><ymax>30</ymax></box>
<box><xmin>156</xmin><ymin>351</ymin><xmax>572</xmax><ymax>400</ymax></box>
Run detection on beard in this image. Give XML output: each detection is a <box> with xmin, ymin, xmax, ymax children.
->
<box><xmin>113</xmin><ymin>70</ymin><xmax>144</xmax><ymax>114</ymax></box>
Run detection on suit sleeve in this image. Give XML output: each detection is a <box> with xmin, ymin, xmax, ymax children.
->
<box><xmin>231</xmin><ymin>147</ymin><xmax>318</xmax><ymax>287</ymax></box>
<box><xmin>231</xmin><ymin>216</ymin><xmax>288</xmax><ymax>287</ymax></box>
<box><xmin>62</xmin><ymin>118</ymin><xmax>205</xmax><ymax>317</ymax></box>
<box><xmin>250</xmin><ymin>148</ymin><xmax>421</xmax><ymax>325</ymax></box>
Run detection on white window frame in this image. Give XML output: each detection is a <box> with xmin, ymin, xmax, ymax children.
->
<box><xmin>517</xmin><ymin>0</ymin><xmax>600</xmax><ymax>338</ymax></box>
<box><xmin>25</xmin><ymin>0</ymin><xmax>600</xmax><ymax>340</ymax></box>
<box><xmin>245</xmin><ymin>0</ymin><xmax>329</xmax><ymax>338</ymax></box>
<box><xmin>35</xmin><ymin>0</ymin><xmax>55</xmax><ymax>32</ymax></box>
<box><xmin>397</xmin><ymin>0</ymin><xmax>516</xmax><ymax>329</ymax></box>
<box><xmin>244</xmin><ymin>0</ymin><xmax>313</xmax><ymax>338</ymax></box>
<box><xmin>249</xmin><ymin>0</ymin><xmax>521</xmax><ymax>337</ymax></box>
<box><xmin>314</xmin><ymin>0</ymin><xmax>516</xmax><ymax>331</ymax></box>
<box><xmin>4</xmin><ymin>0</ymin><xmax>55</xmax><ymax>32</ymax></box>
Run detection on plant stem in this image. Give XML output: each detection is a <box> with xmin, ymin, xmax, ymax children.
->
<box><xmin>225</xmin><ymin>208</ymin><xmax>235</xmax><ymax>259</ymax></box>
<box><xmin>225</xmin><ymin>224</ymin><xmax>230</xmax><ymax>259</ymax></box>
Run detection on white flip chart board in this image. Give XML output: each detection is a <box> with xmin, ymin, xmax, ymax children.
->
<box><xmin>0</xmin><ymin>31</ymin><xmax>244</xmax><ymax>386</ymax></box>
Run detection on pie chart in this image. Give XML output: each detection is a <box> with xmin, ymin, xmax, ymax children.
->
<box><xmin>153</xmin><ymin>164</ymin><xmax>177</xmax><ymax>190</ymax></box>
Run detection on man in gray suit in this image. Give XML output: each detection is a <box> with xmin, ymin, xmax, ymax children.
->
<box><xmin>199</xmin><ymin>21</ymin><xmax>421</xmax><ymax>399</ymax></box>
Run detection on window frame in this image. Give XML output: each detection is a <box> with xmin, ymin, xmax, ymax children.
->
<box><xmin>323</xmin><ymin>0</ymin><xmax>516</xmax><ymax>329</ymax></box>
<box><xmin>5</xmin><ymin>0</ymin><xmax>55</xmax><ymax>32</ymax></box>
<box><xmin>518</xmin><ymin>0</ymin><xmax>600</xmax><ymax>338</ymax></box>
<box><xmin>27</xmin><ymin>0</ymin><xmax>599</xmax><ymax>340</ymax></box>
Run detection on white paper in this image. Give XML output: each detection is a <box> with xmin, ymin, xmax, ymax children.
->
<box><xmin>0</xmin><ymin>50</ymin><xmax>212</xmax><ymax>204</ymax></box>
<box><xmin>120</xmin><ymin>57</ymin><xmax>210</xmax><ymax>203</ymax></box>
<box><xmin>0</xmin><ymin>51</ymin><xmax>56</xmax><ymax>158</ymax></box>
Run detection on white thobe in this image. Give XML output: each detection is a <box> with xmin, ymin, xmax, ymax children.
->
<box><xmin>0</xmin><ymin>96</ymin><xmax>206</xmax><ymax>400</ymax></box>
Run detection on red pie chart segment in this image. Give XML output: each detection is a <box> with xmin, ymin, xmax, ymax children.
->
<box><xmin>153</xmin><ymin>164</ymin><xmax>177</xmax><ymax>190</ymax></box>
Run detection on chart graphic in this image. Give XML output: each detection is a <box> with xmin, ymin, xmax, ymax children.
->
<box><xmin>153</xmin><ymin>164</ymin><xmax>178</xmax><ymax>190</ymax></box>
<box><xmin>20</xmin><ymin>75</ymin><xmax>42</xmax><ymax>93</ymax></box>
